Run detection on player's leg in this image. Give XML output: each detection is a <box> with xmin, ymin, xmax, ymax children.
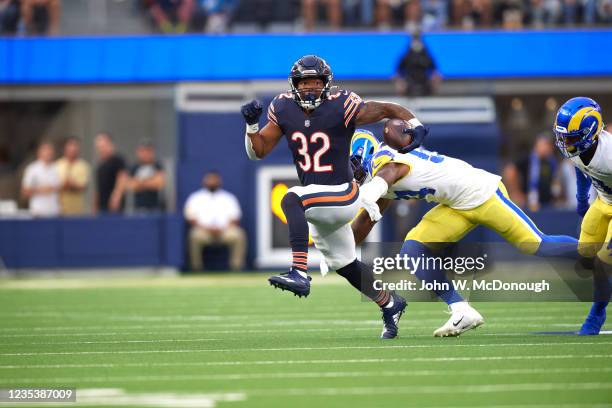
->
<box><xmin>268</xmin><ymin>182</ymin><xmax>358</xmax><ymax>297</ymax></box>
<box><xmin>309</xmin><ymin>217</ymin><xmax>406</xmax><ymax>339</ymax></box>
<box><xmin>577</xmin><ymin>198</ymin><xmax>612</xmax><ymax>335</ymax></box>
<box><xmin>479</xmin><ymin>184</ymin><xmax>578</xmax><ymax>258</ymax></box>
<box><xmin>402</xmin><ymin>205</ymin><xmax>484</xmax><ymax>337</ymax></box>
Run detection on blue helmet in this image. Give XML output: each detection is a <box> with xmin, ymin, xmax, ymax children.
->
<box><xmin>554</xmin><ymin>97</ymin><xmax>604</xmax><ymax>158</ymax></box>
<box><xmin>350</xmin><ymin>129</ymin><xmax>380</xmax><ymax>184</ymax></box>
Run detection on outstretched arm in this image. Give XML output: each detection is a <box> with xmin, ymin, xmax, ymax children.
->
<box><xmin>355</xmin><ymin>100</ymin><xmax>416</xmax><ymax>125</ymax></box>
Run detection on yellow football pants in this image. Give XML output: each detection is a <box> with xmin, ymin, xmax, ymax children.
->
<box><xmin>406</xmin><ymin>183</ymin><xmax>543</xmax><ymax>254</ymax></box>
<box><xmin>578</xmin><ymin>196</ymin><xmax>612</xmax><ymax>265</ymax></box>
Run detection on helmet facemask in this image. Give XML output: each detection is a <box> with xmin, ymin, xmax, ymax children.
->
<box><xmin>289</xmin><ymin>76</ymin><xmax>332</xmax><ymax>111</ymax></box>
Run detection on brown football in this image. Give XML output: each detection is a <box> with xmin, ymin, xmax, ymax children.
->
<box><xmin>383</xmin><ymin>119</ymin><xmax>413</xmax><ymax>151</ymax></box>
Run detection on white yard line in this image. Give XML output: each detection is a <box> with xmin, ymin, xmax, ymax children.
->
<box><xmin>244</xmin><ymin>382</ymin><xmax>612</xmax><ymax>397</ymax></box>
<box><xmin>0</xmin><ymin>323</ymin><xmax>591</xmax><ymax>339</ymax></box>
<box><xmin>1</xmin><ymin>354</ymin><xmax>610</xmax><ymax>370</ymax></box>
<box><xmin>4</xmin><ymin>368</ymin><xmax>612</xmax><ymax>385</ymax></box>
<box><xmin>0</xmin><ymin>318</ymin><xmax>592</xmax><ymax>333</ymax></box>
<box><xmin>2</xmin><ymin>341</ymin><xmax>612</xmax><ymax>357</ymax></box>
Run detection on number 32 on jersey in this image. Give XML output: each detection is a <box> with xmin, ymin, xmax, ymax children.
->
<box><xmin>291</xmin><ymin>131</ymin><xmax>333</xmax><ymax>173</ymax></box>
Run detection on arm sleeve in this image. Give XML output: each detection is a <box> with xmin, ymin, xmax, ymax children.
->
<box><xmin>341</xmin><ymin>91</ymin><xmax>364</xmax><ymax>128</ymax></box>
<box><xmin>575</xmin><ymin>167</ymin><xmax>592</xmax><ymax>201</ymax></box>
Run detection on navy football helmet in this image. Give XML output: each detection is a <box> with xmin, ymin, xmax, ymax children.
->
<box><xmin>289</xmin><ymin>55</ymin><xmax>333</xmax><ymax>110</ymax></box>
<box><xmin>554</xmin><ymin>97</ymin><xmax>604</xmax><ymax>158</ymax></box>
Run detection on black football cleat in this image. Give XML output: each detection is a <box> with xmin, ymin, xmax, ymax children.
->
<box><xmin>380</xmin><ymin>293</ymin><xmax>407</xmax><ymax>339</ymax></box>
<box><xmin>268</xmin><ymin>269</ymin><xmax>312</xmax><ymax>298</ymax></box>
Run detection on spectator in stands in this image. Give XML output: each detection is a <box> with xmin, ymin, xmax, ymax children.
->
<box><xmin>94</xmin><ymin>133</ymin><xmax>128</xmax><ymax>214</ymax></box>
<box><xmin>421</xmin><ymin>0</ymin><xmax>448</xmax><ymax>30</ymax></box>
<box><xmin>0</xmin><ymin>0</ymin><xmax>19</xmax><ymax>35</ymax></box>
<box><xmin>184</xmin><ymin>171</ymin><xmax>246</xmax><ymax>271</ymax></box>
<box><xmin>128</xmin><ymin>140</ymin><xmax>166</xmax><ymax>212</ymax></box>
<box><xmin>55</xmin><ymin>136</ymin><xmax>90</xmax><ymax>216</ymax></box>
<box><xmin>343</xmin><ymin>0</ymin><xmax>374</xmax><ymax>27</ymax></box>
<box><xmin>302</xmin><ymin>0</ymin><xmax>342</xmax><ymax>31</ymax></box>
<box><xmin>20</xmin><ymin>0</ymin><xmax>60</xmax><ymax>35</ymax></box>
<box><xmin>503</xmin><ymin>134</ymin><xmax>561</xmax><ymax>211</ymax></box>
<box><xmin>192</xmin><ymin>0</ymin><xmax>237</xmax><ymax>33</ymax></box>
<box><xmin>144</xmin><ymin>0</ymin><xmax>194</xmax><ymax>33</ymax></box>
<box><xmin>527</xmin><ymin>0</ymin><xmax>561</xmax><ymax>27</ymax></box>
<box><xmin>376</xmin><ymin>0</ymin><xmax>415</xmax><ymax>30</ymax></box>
<box><xmin>496</xmin><ymin>0</ymin><xmax>525</xmax><ymax>29</ymax></box>
<box><xmin>395</xmin><ymin>30</ymin><xmax>440</xmax><ymax>96</ymax></box>
<box><xmin>451</xmin><ymin>0</ymin><xmax>492</xmax><ymax>28</ymax></box>
<box><xmin>21</xmin><ymin>141</ymin><xmax>60</xmax><ymax>217</ymax></box>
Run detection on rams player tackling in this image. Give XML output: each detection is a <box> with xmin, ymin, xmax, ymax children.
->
<box><xmin>350</xmin><ymin>122</ymin><xmax>579</xmax><ymax>337</ymax></box>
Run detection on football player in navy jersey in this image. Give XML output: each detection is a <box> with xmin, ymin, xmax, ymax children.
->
<box><xmin>241</xmin><ymin>55</ymin><xmax>427</xmax><ymax>339</ymax></box>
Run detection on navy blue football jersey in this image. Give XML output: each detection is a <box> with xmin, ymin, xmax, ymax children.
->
<box><xmin>267</xmin><ymin>90</ymin><xmax>365</xmax><ymax>186</ymax></box>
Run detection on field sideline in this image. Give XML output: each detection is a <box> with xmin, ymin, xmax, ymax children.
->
<box><xmin>0</xmin><ymin>273</ymin><xmax>611</xmax><ymax>408</ymax></box>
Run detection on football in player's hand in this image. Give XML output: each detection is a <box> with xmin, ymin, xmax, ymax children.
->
<box><xmin>383</xmin><ymin>119</ymin><xmax>413</xmax><ymax>151</ymax></box>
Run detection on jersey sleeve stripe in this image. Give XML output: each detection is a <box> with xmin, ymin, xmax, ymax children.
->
<box><xmin>344</xmin><ymin>105</ymin><xmax>359</xmax><ymax>128</ymax></box>
<box><xmin>267</xmin><ymin>107</ymin><xmax>279</xmax><ymax>125</ymax></box>
<box><xmin>344</xmin><ymin>99</ymin><xmax>357</xmax><ymax>119</ymax></box>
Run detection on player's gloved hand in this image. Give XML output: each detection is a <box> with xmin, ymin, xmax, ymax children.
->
<box><xmin>398</xmin><ymin>125</ymin><xmax>429</xmax><ymax>153</ymax></box>
<box><xmin>241</xmin><ymin>100</ymin><xmax>263</xmax><ymax>126</ymax></box>
<box><xmin>576</xmin><ymin>195</ymin><xmax>590</xmax><ymax>217</ymax></box>
<box><xmin>361</xmin><ymin>198</ymin><xmax>382</xmax><ymax>222</ymax></box>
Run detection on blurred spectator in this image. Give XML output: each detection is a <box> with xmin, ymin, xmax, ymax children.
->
<box><xmin>20</xmin><ymin>0</ymin><xmax>60</xmax><ymax>35</ymax></box>
<box><xmin>302</xmin><ymin>0</ymin><xmax>342</xmax><ymax>31</ymax></box>
<box><xmin>561</xmin><ymin>0</ymin><xmax>580</xmax><ymax>24</ymax></box>
<box><xmin>94</xmin><ymin>133</ymin><xmax>128</xmax><ymax>214</ymax></box>
<box><xmin>192</xmin><ymin>0</ymin><xmax>237</xmax><ymax>33</ymax></box>
<box><xmin>395</xmin><ymin>31</ymin><xmax>440</xmax><ymax>96</ymax></box>
<box><xmin>451</xmin><ymin>0</ymin><xmax>492</xmax><ymax>28</ymax></box>
<box><xmin>128</xmin><ymin>140</ymin><xmax>166</xmax><ymax>212</ymax></box>
<box><xmin>144</xmin><ymin>0</ymin><xmax>194</xmax><ymax>33</ymax></box>
<box><xmin>184</xmin><ymin>171</ymin><xmax>246</xmax><ymax>271</ymax></box>
<box><xmin>527</xmin><ymin>0</ymin><xmax>560</xmax><ymax>27</ymax></box>
<box><xmin>21</xmin><ymin>141</ymin><xmax>60</xmax><ymax>217</ymax></box>
<box><xmin>0</xmin><ymin>0</ymin><xmax>19</xmax><ymax>35</ymax></box>
<box><xmin>343</xmin><ymin>0</ymin><xmax>374</xmax><ymax>27</ymax></box>
<box><xmin>376</xmin><ymin>0</ymin><xmax>419</xmax><ymax>30</ymax></box>
<box><xmin>496</xmin><ymin>0</ymin><xmax>525</xmax><ymax>29</ymax></box>
<box><xmin>55</xmin><ymin>137</ymin><xmax>90</xmax><ymax>216</ymax></box>
<box><xmin>421</xmin><ymin>0</ymin><xmax>448</xmax><ymax>30</ymax></box>
<box><xmin>503</xmin><ymin>134</ymin><xmax>561</xmax><ymax>211</ymax></box>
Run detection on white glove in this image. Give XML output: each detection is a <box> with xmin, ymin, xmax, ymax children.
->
<box><xmin>359</xmin><ymin>176</ymin><xmax>388</xmax><ymax>222</ymax></box>
<box><xmin>361</xmin><ymin>198</ymin><xmax>381</xmax><ymax>221</ymax></box>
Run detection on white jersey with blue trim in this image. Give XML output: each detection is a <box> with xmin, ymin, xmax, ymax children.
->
<box><xmin>569</xmin><ymin>129</ymin><xmax>612</xmax><ymax>205</ymax></box>
<box><xmin>372</xmin><ymin>144</ymin><xmax>501</xmax><ymax>210</ymax></box>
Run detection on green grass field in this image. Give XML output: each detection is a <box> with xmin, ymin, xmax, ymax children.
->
<box><xmin>0</xmin><ymin>273</ymin><xmax>611</xmax><ymax>408</ymax></box>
